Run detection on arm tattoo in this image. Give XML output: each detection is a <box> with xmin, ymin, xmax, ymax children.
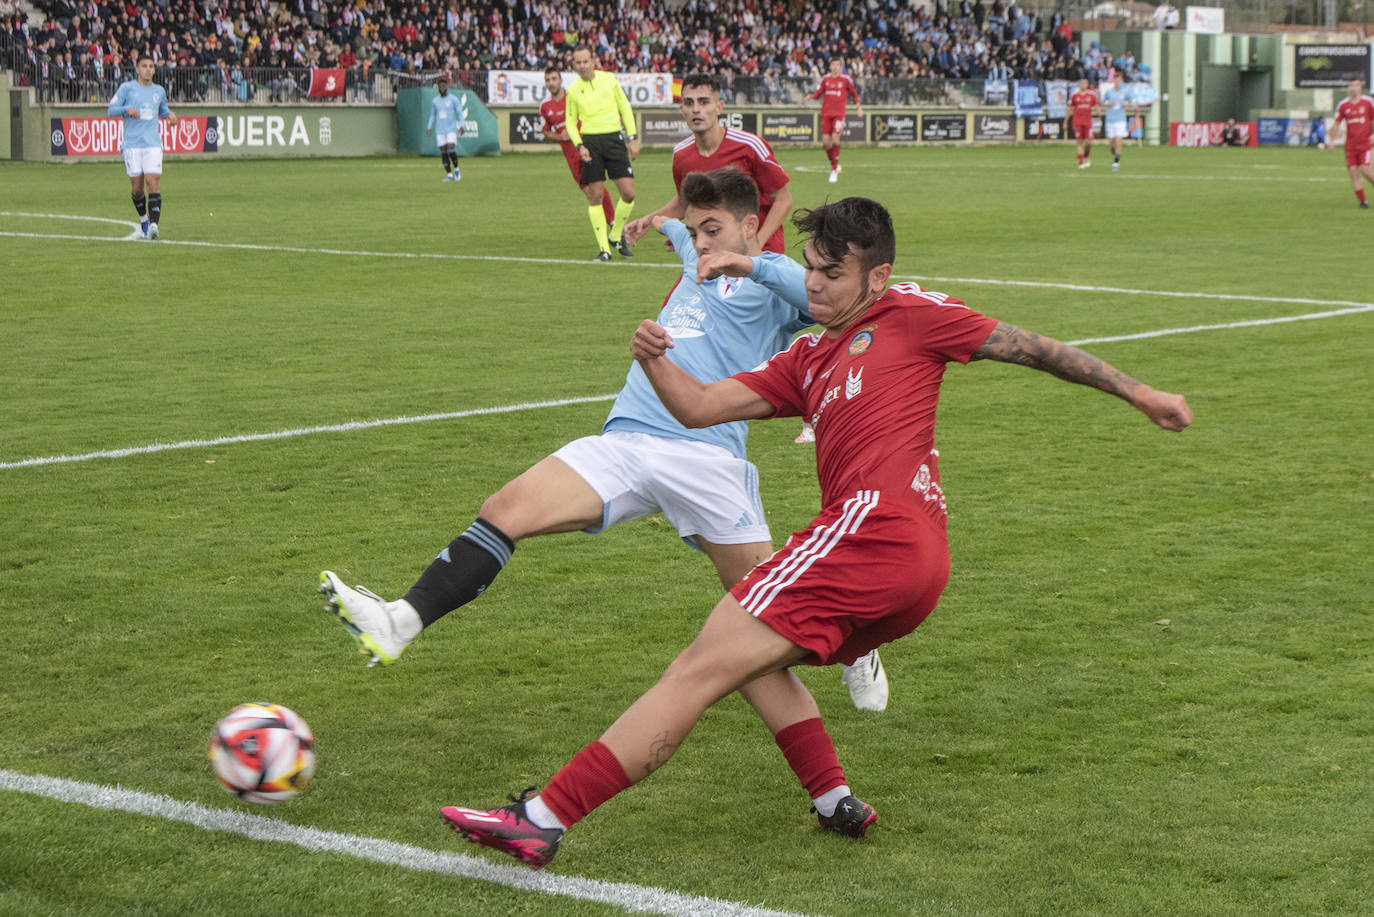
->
<box><xmin>971</xmin><ymin>321</ymin><xmax>1142</xmax><ymax>399</ymax></box>
<box><xmin>641</xmin><ymin>732</ymin><xmax>678</xmax><ymax>777</ymax></box>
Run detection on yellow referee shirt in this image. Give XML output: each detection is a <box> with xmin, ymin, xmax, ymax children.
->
<box><xmin>564</xmin><ymin>70</ymin><xmax>636</xmax><ymax>145</ymax></box>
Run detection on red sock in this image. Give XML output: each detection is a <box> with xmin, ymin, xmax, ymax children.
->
<box><xmin>774</xmin><ymin>717</ymin><xmax>846</xmax><ymax>798</ymax></box>
<box><xmin>827</xmin><ymin>145</ymin><xmax>840</xmax><ymax>169</ymax></box>
<box><xmin>1358</xmin><ymin>188</ymin><xmax>1368</xmax><ymax>205</ymax></box>
<box><xmin>1077</xmin><ymin>153</ymin><xmax>1084</xmax><ymax>165</ymax></box>
<box><xmin>602</xmin><ymin>189</ymin><xmax>615</xmax><ymax>224</ymax></box>
<box><xmin>540</xmin><ymin>741</ymin><xmax>633</xmax><ymax>828</ymax></box>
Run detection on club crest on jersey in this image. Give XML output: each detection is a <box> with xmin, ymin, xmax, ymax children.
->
<box><xmin>848</xmin><ymin>324</ymin><xmax>877</xmax><ymax>355</ymax></box>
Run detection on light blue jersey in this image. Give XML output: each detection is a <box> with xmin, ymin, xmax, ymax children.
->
<box><xmin>428</xmin><ymin>92</ymin><xmax>467</xmax><ymax>134</ymax></box>
<box><xmin>107</xmin><ymin>80</ymin><xmax>169</xmax><ymax>150</ymax></box>
<box><xmin>605</xmin><ymin>219</ymin><xmax>813</xmax><ymax>459</ymax></box>
<box><xmin>1102</xmin><ymin>86</ymin><xmax>1129</xmax><ymax>126</ymax></box>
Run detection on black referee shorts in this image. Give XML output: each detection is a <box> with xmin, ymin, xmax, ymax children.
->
<box><xmin>578</xmin><ymin>131</ymin><xmax>634</xmax><ymax>185</ymax></box>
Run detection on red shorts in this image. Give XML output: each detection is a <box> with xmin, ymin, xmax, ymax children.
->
<box><xmin>730</xmin><ymin>491</ymin><xmax>950</xmax><ymax>666</ymax></box>
<box><xmin>1346</xmin><ymin>143</ymin><xmax>1372</xmax><ymax>168</ymax></box>
<box><xmin>560</xmin><ymin>142</ymin><xmax>583</xmax><ymax>181</ymax></box>
<box><xmin>1073</xmin><ymin>119</ymin><xmax>1094</xmax><ymax>140</ymax></box>
<box><xmin>821</xmin><ymin>115</ymin><xmax>846</xmax><ymax>137</ymax></box>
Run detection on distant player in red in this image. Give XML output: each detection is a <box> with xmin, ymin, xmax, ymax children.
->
<box><xmin>1068</xmin><ymin>78</ymin><xmax>1100</xmax><ymax>169</ymax></box>
<box><xmin>1333</xmin><ymin>78</ymin><xmax>1374</xmax><ymax>209</ymax></box>
<box><xmin>437</xmin><ymin>196</ymin><xmax>1194</xmax><ymax>872</ymax></box>
<box><xmin>810</xmin><ymin>59</ymin><xmax>863</xmax><ymax>183</ymax></box>
<box><xmin>624</xmin><ymin>72</ymin><xmax>794</xmax><ymax>254</ymax></box>
<box><xmin>540</xmin><ymin>67</ymin><xmax>615</xmax><ymax>230</ymax></box>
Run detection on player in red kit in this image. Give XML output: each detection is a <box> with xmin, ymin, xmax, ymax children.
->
<box><xmin>1067</xmin><ymin>77</ymin><xmax>1100</xmax><ymax>169</ymax></box>
<box><xmin>438</xmin><ymin>197</ymin><xmax>1193</xmax><ymax>871</ymax></box>
<box><xmin>1333</xmin><ymin>79</ymin><xmax>1374</xmax><ymax>209</ymax></box>
<box><xmin>624</xmin><ymin>72</ymin><xmax>794</xmax><ymax>254</ymax></box>
<box><xmin>810</xmin><ymin>59</ymin><xmax>863</xmax><ymax>183</ymax></box>
<box><xmin>541</xmin><ymin>68</ymin><xmax>616</xmax><ymax>231</ymax></box>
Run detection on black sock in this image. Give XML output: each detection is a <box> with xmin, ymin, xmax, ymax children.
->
<box><xmin>403</xmin><ymin>517</ymin><xmax>515</xmax><ymax>627</ymax></box>
<box><xmin>132</xmin><ymin>193</ymin><xmax>147</xmax><ymax>218</ymax></box>
<box><xmin>148</xmin><ymin>193</ymin><xmax>161</xmax><ymax>223</ymax></box>
<box><xmin>441</xmin><ymin>150</ymin><xmax>452</xmax><ymax>172</ymax></box>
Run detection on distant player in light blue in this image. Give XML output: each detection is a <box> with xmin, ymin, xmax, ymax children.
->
<box><xmin>320</xmin><ymin>167</ymin><xmax>893</xmax><ymax>713</ymax></box>
<box><xmin>1101</xmin><ymin>71</ymin><xmax>1136</xmax><ymax>172</ymax></box>
<box><xmin>427</xmin><ymin>77</ymin><xmax>468</xmax><ymax>182</ymax></box>
<box><xmin>107</xmin><ymin>54</ymin><xmax>176</xmax><ymax>239</ymax></box>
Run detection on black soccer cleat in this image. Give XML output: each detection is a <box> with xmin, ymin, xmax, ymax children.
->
<box><xmin>814</xmin><ymin>794</ymin><xmax>878</xmax><ymax>838</ymax></box>
<box><xmin>614</xmin><ymin>237</ymin><xmax>634</xmax><ymax>258</ymax></box>
<box><xmin>1360</xmin><ymin>201</ymin><xmax>1370</xmax><ymax>209</ymax></box>
<box><xmin>594</xmin><ymin>251</ymin><xmax>612</xmax><ymax>262</ymax></box>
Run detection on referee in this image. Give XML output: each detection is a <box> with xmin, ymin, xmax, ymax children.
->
<box><xmin>565</xmin><ymin>44</ymin><xmax>640</xmax><ymax>261</ymax></box>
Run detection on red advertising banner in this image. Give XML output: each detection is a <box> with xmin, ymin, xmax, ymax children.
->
<box><xmin>307</xmin><ymin>68</ymin><xmax>346</xmax><ymax>98</ymax></box>
<box><xmin>50</xmin><ymin>116</ymin><xmax>219</xmax><ymax>156</ymax></box>
<box><xmin>1169</xmin><ymin>121</ymin><xmax>1258</xmax><ymax>147</ymax></box>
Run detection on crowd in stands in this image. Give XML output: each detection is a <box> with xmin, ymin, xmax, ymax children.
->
<box><xmin>0</xmin><ymin>0</ymin><xmax>1120</xmax><ymax>105</ymax></box>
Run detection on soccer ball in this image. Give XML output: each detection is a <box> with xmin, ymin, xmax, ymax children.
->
<box><xmin>208</xmin><ymin>702</ymin><xmax>315</xmax><ymax>805</ymax></box>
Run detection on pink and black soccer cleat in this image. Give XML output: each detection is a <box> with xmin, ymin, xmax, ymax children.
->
<box><xmin>815</xmin><ymin>794</ymin><xmax>878</xmax><ymax>838</ymax></box>
<box><xmin>441</xmin><ymin>788</ymin><xmax>564</xmax><ymax>870</ymax></box>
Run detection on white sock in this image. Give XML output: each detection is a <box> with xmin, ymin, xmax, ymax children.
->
<box><xmin>389</xmin><ymin>600</ymin><xmax>423</xmax><ymax>642</ymax></box>
<box><xmin>812</xmin><ymin>784</ymin><xmax>852</xmax><ymax>818</ymax></box>
<box><xmin>522</xmin><ymin>794</ymin><xmax>566</xmax><ymax>831</ymax></box>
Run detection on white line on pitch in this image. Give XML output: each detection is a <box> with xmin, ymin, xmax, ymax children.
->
<box><xmin>5</xmin><ymin>213</ymin><xmax>1370</xmax><ymax>311</ymax></box>
<box><xmin>0</xmin><ymin>769</ymin><xmax>820</xmax><ymax>917</ymax></box>
<box><xmin>0</xmin><ymin>395</ymin><xmax>618</xmax><ymax>470</ymax></box>
<box><xmin>891</xmin><ymin>273</ymin><xmax>1374</xmax><ymax>310</ymax></box>
<box><xmin>3</xmin><ymin>302</ymin><xmax>1370</xmax><ymax>472</ymax></box>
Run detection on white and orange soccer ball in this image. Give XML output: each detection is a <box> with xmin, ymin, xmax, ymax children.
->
<box><xmin>208</xmin><ymin>703</ymin><xmax>315</xmax><ymax>805</ymax></box>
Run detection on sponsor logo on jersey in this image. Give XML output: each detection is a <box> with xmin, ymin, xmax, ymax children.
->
<box><xmin>665</xmin><ymin>293</ymin><xmax>712</xmax><ymax>338</ymax></box>
<box><xmin>848</xmin><ymin>324</ymin><xmax>876</xmax><ymax>355</ymax></box>
<box><xmin>845</xmin><ymin>367</ymin><xmax>863</xmax><ymax>400</ymax></box>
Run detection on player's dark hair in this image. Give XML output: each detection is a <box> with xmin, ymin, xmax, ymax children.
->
<box><xmin>792</xmin><ymin>198</ymin><xmax>895</xmax><ymax>273</ymax></box>
<box><xmin>137</xmin><ymin>51</ymin><xmax>153</xmax><ymax>63</ymax></box>
<box><xmin>544</xmin><ymin>65</ymin><xmax>560</xmax><ymax>76</ymax></box>
<box><xmin>682</xmin><ymin>169</ymin><xmax>759</xmax><ymax>221</ymax></box>
<box><xmin>681</xmin><ymin>72</ymin><xmax>720</xmax><ymax>94</ymax></box>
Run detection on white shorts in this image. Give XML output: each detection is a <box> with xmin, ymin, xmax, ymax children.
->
<box><xmin>1105</xmin><ymin>120</ymin><xmax>1129</xmax><ymax>140</ymax></box>
<box><xmin>552</xmin><ymin>430</ymin><xmax>771</xmax><ymax>550</ymax></box>
<box><xmin>123</xmin><ymin>146</ymin><xmax>163</xmax><ymax>177</ymax></box>
<box><xmin>436</xmin><ymin>131</ymin><xmax>457</xmax><ymax>147</ymax></box>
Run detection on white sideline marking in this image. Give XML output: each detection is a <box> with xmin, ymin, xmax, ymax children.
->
<box><xmin>0</xmin><ymin>396</ymin><xmax>618</xmax><ymax>470</ymax></box>
<box><xmin>4</xmin><ymin>302</ymin><xmax>1369</xmax><ymax>472</ymax></box>
<box><xmin>0</xmin><ymin>769</ymin><xmax>819</xmax><ymax>917</ymax></box>
<box><xmin>891</xmin><ymin>273</ymin><xmax>1374</xmax><ymax>311</ymax></box>
<box><xmin>1060</xmin><ymin>172</ymin><xmax>1342</xmax><ymax>183</ymax></box>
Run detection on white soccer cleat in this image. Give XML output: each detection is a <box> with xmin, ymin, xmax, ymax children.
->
<box><xmin>794</xmin><ymin>423</ymin><xmax>815</xmax><ymax>444</ymax></box>
<box><xmin>828</xmin><ymin>169</ymin><xmax>839</xmax><ymax>184</ymax></box>
<box><xmin>1112</xmin><ymin>161</ymin><xmax>1119</xmax><ymax>172</ymax></box>
<box><xmin>318</xmin><ymin>570</ymin><xmax>411</xmax><ymax>666</ymax></box>
<box><xmin>840</xmin><ymin>649</ymin><xmax>889</xmax><ymax>712</ymax></box>
<box><xmin>148</xmin><ymin>222</ymin><xmax>159</xmax><ymax>240</ymax></box>
<box><xmin>139</xmin><ymin>218</ymin><xmax>150</xmax><ymax>238</ymax></box>
<box><xmin>453</xmin><ymin>169</ymin><xmax>462</xmax><ymax>182</ymax></box>
<box><xmin>442</xmin><ymin>174</ymin><xmax>453</xmax><ymax>182</ymax></box>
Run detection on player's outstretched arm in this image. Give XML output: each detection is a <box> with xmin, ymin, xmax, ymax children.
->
<box><xmin>632</xmin><ymin>320</ymin><xmax>774</xmax><ymax>427</ymax></box>
<box><xmin>625</xmin><ymin>194</ymin><xmax>684</xmax><ymax>244</ymax></box>
<box><xmin>971</xmin><ymin>321</ymin><xmax>1193</xmax><ymax>432</ymax></box>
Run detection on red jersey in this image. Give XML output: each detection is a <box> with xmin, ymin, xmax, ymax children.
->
<box><xmin>672</xmin><ymin>128</ymin><xmax>791</xmax><ymax>253</ymax></box>
<box><xmin>1335</xmin><ymin>95</ymin><xmax>1374</xmax><ymax>149</ymax></box>
<box><xmin>1070</xmin><ymin>90</ymin><xmax>1099</xmax><ymax>123</ymax></box>
<box><xmin>539</xmin><ymin>94</ymin><xmax>575</xmax><ymax>152</ymax></box>
<box><xmin>810</xmin><ymin>74</ymin><xmax>860</xmax><ymax>117</ymax></box>
<box><xmin>735</xmin><ymin>283</ymin><xmax>998</xmax><ymax>518</ymax></box>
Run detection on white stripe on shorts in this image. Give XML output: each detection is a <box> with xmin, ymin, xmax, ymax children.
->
<box><xmin>740</xmin><ymin>490</ymin><xmax>879</xmax><ymax>615</ymax></box>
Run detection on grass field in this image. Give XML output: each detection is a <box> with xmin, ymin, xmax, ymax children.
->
<box><xmin>2</xmin><ymin>143</ymin><xmax>1372</xmax><ymax>917</ymax></box>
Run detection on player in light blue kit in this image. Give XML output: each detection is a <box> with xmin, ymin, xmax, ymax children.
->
<box><xmin>107</xmin><ymin>54</ymin><xmax>176</xmax><ymax>239</ymax></box>
<box><xmin>1101</xmin><ymin>71</ymin><xmax>1136</xmax><ymax>172</ymax></box>
<box><xmin>319</xmin><ymin>168</ymin><xmax>891</xmax><ymax>714</ymax></box>
<box><xmin>427</xmin><ymin>77</ymin><xmax>468</xmax><ymax>182</ymax></box>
